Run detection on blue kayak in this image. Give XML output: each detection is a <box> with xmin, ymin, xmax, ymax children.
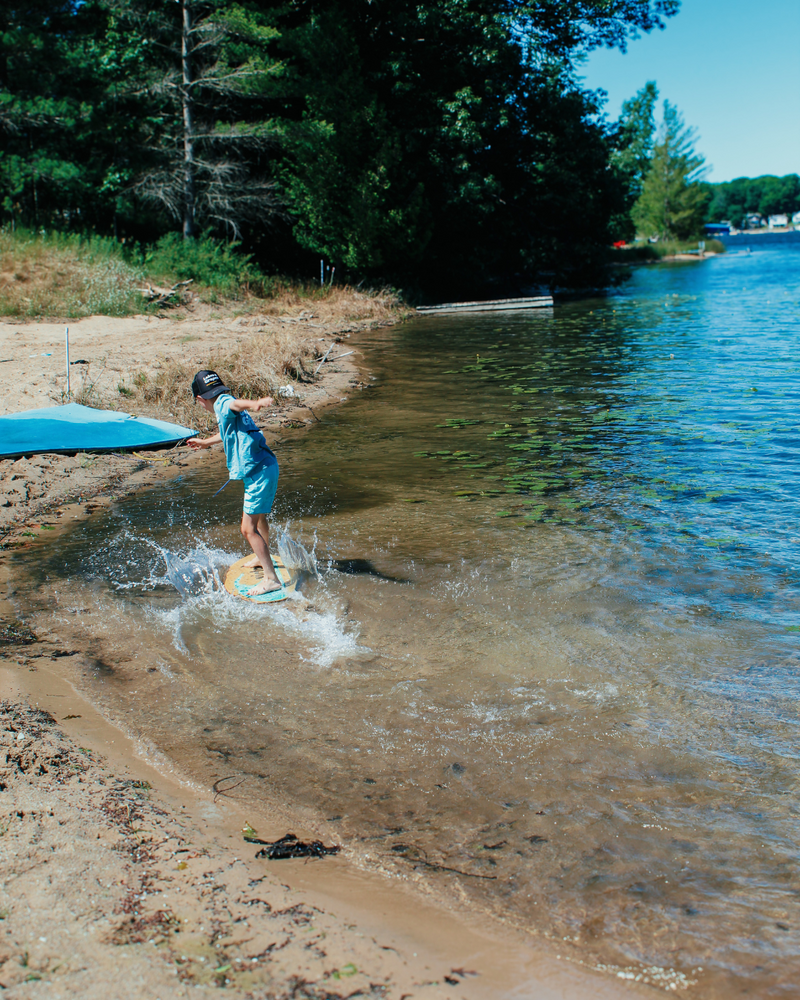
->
<box><xmin>0</xmin><ymin>403</ymin><xmax>195</xmax><ymax>459</ymax></box>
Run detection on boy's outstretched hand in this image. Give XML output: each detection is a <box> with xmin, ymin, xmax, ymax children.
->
<box><xmin>186</xmin><ymin>431</ymin><xmax>222</xmax><ymax>450</ymax></box>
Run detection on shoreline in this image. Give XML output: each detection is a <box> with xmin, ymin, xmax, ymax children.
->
<box><xmin>1</xmin><ymin>306</ymin><xmax>650</xmax><ymax>998</ymax></box>
<box><xmin>0</xmin><ymin>660</ymin><xmax>648</xmax><ymax>1000</ymax></box>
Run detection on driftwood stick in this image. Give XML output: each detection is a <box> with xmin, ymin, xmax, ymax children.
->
<box><xmin>139</xmin><ymin>278</ymin><xmax>194</xmax><ymax>304</ymax></box>
<box><xmin>314</xmin><ymin>343</ymin><xmax>335</xmax><ymax>375</ymax></box>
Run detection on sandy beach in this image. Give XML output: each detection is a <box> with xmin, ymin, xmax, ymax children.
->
<box><xmin>0</xmin><ymin>297</ymin><xmax>398</xmax><ymax>539</ymax></box>
<box><xmin>0</xmin><ymin>304</ymin><xmax>652</xmax><ymax>999</ymax></box>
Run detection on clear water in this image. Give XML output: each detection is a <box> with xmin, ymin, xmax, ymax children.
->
<box><xmin>14</xmin><ymin>248</ymin><xmax>800</xmax><ymax>996</ymax></box>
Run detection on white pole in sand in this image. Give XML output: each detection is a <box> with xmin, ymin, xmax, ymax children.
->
<box><xmin>65</xmin><ymin>326</ymin><xmax>70</xmax><ymax>397</ymax></box>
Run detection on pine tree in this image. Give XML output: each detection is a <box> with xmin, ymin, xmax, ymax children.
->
<box><xmin>609</xmin><ymin>81</ymin><xmax>658</xmax><ymax>240</ymax></box>
<box><xmin>114</xmin><ymin>0</ymin><xmax>283</xmax><ymax>240</ymax></box>
<box><xmin>613</xmin><ymin>82</ymin><xmax>659</xmax><ymax>198</ymax></box>
<box><xmin>632</xmin><ymin>101</ymin><xmax>708</xmax><ymax>240</ymax></box>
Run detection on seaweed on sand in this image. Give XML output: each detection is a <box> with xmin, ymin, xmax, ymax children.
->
<box><xmin>250</xmin><ymin>833</ymin><xmax>341</xmax><ymax>860</ymax></box>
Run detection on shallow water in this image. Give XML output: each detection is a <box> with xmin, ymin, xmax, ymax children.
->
<box><xmin>14</xmin><ymin>248</ymin><xmax>800</xmax><ymax>995</ymax></box>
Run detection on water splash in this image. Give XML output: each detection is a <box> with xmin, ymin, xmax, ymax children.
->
<box><xmin>97</xmin><ymin>525</ymin><xmax>369</xmax><ymax>668</ymax></box>
<box><xmin>103</xmin><ymin>527</ymin><xmax>322</xmax><ymax>600</ymax></box>
<box><xmin>98</xmin><ymin>529</ymin><xmax>231</xmax><ymax>597</ymax></box>
<box><xmin>162</xmin><ymin>547</ymin><xmax>225</xmax><ymax>598</ymax></box>
<box><xmin>276</xmin><ymin>523</ymin><xmax>320</xmax><ymax>578</ymax></box>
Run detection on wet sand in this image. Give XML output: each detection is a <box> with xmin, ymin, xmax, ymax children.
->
<box><xmin>0</xmin><ymin>309</ymin><xmax>651</xmax><ymax>998</ymax></box>
<box><xmin>0</xmin><ymin>650</ymin><xmax>653</xmax><ymax>999</ymax></box>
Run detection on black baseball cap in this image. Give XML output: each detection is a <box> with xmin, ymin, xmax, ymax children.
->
<box><xmin>191</xmin><ymin>370</ymin><xmax>229</xmax><ymax>400</ymax></box>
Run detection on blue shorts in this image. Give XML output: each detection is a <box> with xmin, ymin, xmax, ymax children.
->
<box><xmin>242</xmin><ymin>460</ymin><xmax>279</xmax><ymax>515</ymax></box>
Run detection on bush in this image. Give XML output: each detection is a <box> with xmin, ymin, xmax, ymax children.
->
<box><xmin>142</xmin><ymin>233</ymin><xmax>268</xmax><ymax>297</ymax></box>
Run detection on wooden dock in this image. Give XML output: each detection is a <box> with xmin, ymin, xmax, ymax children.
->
<box><xmin>416</xmin><ymin>295</ymin><xmax>553</xmax><ymax>315</ymax></box>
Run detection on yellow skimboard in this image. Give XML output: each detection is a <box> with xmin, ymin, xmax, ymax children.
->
<box><xmin>224</xmin><ymin>554</ymin><xmax>297</xmax><ymax>604</ymax></box>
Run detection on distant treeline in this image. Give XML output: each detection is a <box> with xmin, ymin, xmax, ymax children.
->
<box><xmin>1</xmin><ymin>0</ymin><xmax>684</xmax><ymax>299</ymax></box>
<box><xmin>704</xmin><ymin>175</ymin><xmax>800</xmax><ymax>228</ymax></box>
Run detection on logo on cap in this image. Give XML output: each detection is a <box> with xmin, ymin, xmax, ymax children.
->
<box><xmin>192</xmin><ymin>369</ymin><xmax>229</xmax><ymax>399</ymax></box>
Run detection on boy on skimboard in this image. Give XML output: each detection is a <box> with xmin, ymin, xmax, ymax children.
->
<box><xmin>187</xmin><ymin>370</ymin><xmax>283</xmax><ymax>597</ymax></box>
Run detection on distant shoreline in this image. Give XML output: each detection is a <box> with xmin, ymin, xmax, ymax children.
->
<box><xmin>720</xmin><ymin>230</ymin><xmax>800</xmax><ymax>247</ymax></box>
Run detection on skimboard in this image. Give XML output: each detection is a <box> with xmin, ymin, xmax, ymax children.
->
<box><xmin>224</xmin><ymin>554</ymin><xmax>296</xmax><ymax>604</ymax></box>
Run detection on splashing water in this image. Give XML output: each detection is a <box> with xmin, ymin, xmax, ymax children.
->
<box><xmin>275</xmin><ymin>523</ymin><xmax>320</xmax><ymax>578</ymax></box>
<box><xmin>39</xmin><ymin>517</ymin><xmax>367</xmax><ymax>669</ymax></box>
<box><xmin>162</xmin><ymin>547</ymin><xmax>224</xmax><ymax>598</ymax></box>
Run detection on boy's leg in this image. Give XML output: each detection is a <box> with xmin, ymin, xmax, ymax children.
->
<box><xmin>240</xmin><ymin>512</ymin><xmax>283</xmax><ymax>594</ymax></box>
<box><xmin>243</xmin><ymin>514</ymin><xmax>271</xmax><ymax>567</ymax></box>
<box><xmin>240</xmin><ymin>462</ymin><xmax>281</xmax><ymax>594</ymax></box>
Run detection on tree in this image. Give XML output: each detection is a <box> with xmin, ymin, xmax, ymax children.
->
<box><xmin>1</xmin><ymin>0</ymin><xmax>684</xmax><ymax>291</ymax></box>
<box><xmin>704</xmin><ymin>175</ymin><xmax>800</xmax><ymax>228</ymax></box>
<box><xmin>608</xmin><ymin>81</ymin><xmax>657</xmax><ymax>238</ymax></box>
<box><xmin>115</xmin><ymin>0</ymin><xmax>284</xmax><ymax>240</ymax></box>
<box><xmin>632</xmin><ymin>100</ymin><xmax>707</xmax><ymax>240</ymax></box>
<box><xmin>613</xmin><ymin>82</ymin><xmax>659</xmax><ymax>196</ymax></box>
<box><xmin>0</xmin><ymin>0</ymin><xmax>283</xmax><ymax>240</ymax></box>
<box><xmin>0</xmin><ymin>0</ymin><xmax>108</xmax><ymax>231</ymax></box>
<box><xmin>270</xmin><ymin>0</ymin><xmax>673</xmax><ymax>293</ymax></box>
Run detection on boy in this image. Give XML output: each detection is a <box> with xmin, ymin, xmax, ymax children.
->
<box><xmin>187</xmin><ymin>370</ymin><xmax>283</xmax><ymax>596</ymax></box>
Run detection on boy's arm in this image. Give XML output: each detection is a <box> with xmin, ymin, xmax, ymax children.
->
<box><xmin>229</xmin><ymin>396</ymin><xmax>274</xmax><ymax>413</ymax></box>
<box><xmin>187</xmin><ymin>432</ymin><xmax>222</xmax><ymax>450</ymax></box>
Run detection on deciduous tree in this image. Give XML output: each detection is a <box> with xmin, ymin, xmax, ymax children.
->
<box><xmin>273</xmin><ymin>0</ymin><xmax>675</xmax><ymax>293</ymax></box>
<box><xmin>706</xmin><ymin>174</ymin><xmax>800</xmax><ymax>228</ymax></box>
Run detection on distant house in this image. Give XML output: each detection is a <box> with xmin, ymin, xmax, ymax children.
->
<box><xmin>792</xmin><ymin>211</ymin><xmax>800</xmax><ymax>226</ymax></box>
<box><xmin>745</xmin><ymin>213</ymin><xmax>764</xmax><ymax>229</ymax></box>
<box><xmin>704</xmin><ymin>223</ymin><xmax>730</xmax><ymax>237</ymax></box>
<box><xmin>768</xmin><ymin>214</ymin><xmax>789</xmax><ymax>228</ymax></box>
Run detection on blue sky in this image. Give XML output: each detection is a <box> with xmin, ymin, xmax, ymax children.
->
<box><xmin>579</xmin><ymin>0</ymin><xmax>800</xmax><ymax>182</ymax></box>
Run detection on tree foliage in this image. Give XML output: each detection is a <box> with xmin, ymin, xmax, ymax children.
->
<box><xmin>0</xmin><ymin>1</ymin><xmax>109</xmax><ymax>231</ymax></box>
<box><xmin>632</xmin><ymin>100</ymin><xmax>707</xmax><ymax>240</ymax></box>
<box><xmin>705</xmin><ymin>174</ymin><xmax>800</xmax><ymax>228</ymax></box>
<box><xmin>608</xmin><ymin>80</ymin><xmax>657</xmax><ymax>238</ymax></box>
<box><xmin>0</xmin><ymin>0</ymin><xmax>683</xmax><ymax>295</ymax></box>
<box><xmin>272</xmin><ymin>0</ymin><xmax>662</xmax><ymax>293</ymax></box>
<box><xmin>99</xmin><ymin>0</ymin><xmax>284</xmax><ymax>239</ymax></box>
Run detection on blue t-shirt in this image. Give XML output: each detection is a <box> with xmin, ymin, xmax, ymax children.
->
<box><xmin>213</xmin><ymin>394</ymin><xmax>276</xmax><ymax>480</ymax></box>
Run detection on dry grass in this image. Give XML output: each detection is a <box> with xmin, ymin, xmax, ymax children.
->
<box><xmin>0</xmin><ymin>228</ymin><xmax>409</xmax><ymax>325</ymax></box>
<box><xmin>130</xmin><ymin>324</ymin><xmax>320</xmax><ymax>432</ymax></box>
<box><xmin>250</xmin><ymin>282</ymin><xmax>405</xmax><ymax>326</ymax></box>
<box><xmin>123</xmin><ymin>284</ymin><xmax>408</xmax><ymax>432</ymax></box>
<box><xmin>0</xmin><ymin>230</ymin><xmax>146</xmax><ymax>318</ymax></box>
<box><xmin>0</xmin><ymin>227</ymin><xmax>408</xmax><ymax>428</ymax></box>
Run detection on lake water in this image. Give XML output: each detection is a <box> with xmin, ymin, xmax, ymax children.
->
<box><xmin>14</xmin><ymin>247</ymin><xmax>800</xmax><ymax>996</ymax></box>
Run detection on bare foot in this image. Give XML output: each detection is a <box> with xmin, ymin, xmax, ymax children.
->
<box><xmin>242</xmin><ymin>556</ymin><xmax>260</xmax><ymax>569</ymax></box>
<box><xmin>247</xmin><ymin>578</ymin><xmax>284</xmax><ymax>597</ymax></box>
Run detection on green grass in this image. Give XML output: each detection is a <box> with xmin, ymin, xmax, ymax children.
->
<box><xmin>139</xmin><ymin>231</ymin><xmax>269</xmax><ymax>299</ymax></box>
<box><xmin>0</xmin><ymin>229</ymin><xmax>146</xmax><ymax>317</ymax></box>
<box><xmin>0</xmin><ymin>227</ymin><xmax>363</xmax><ymax>318</ymax></box>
